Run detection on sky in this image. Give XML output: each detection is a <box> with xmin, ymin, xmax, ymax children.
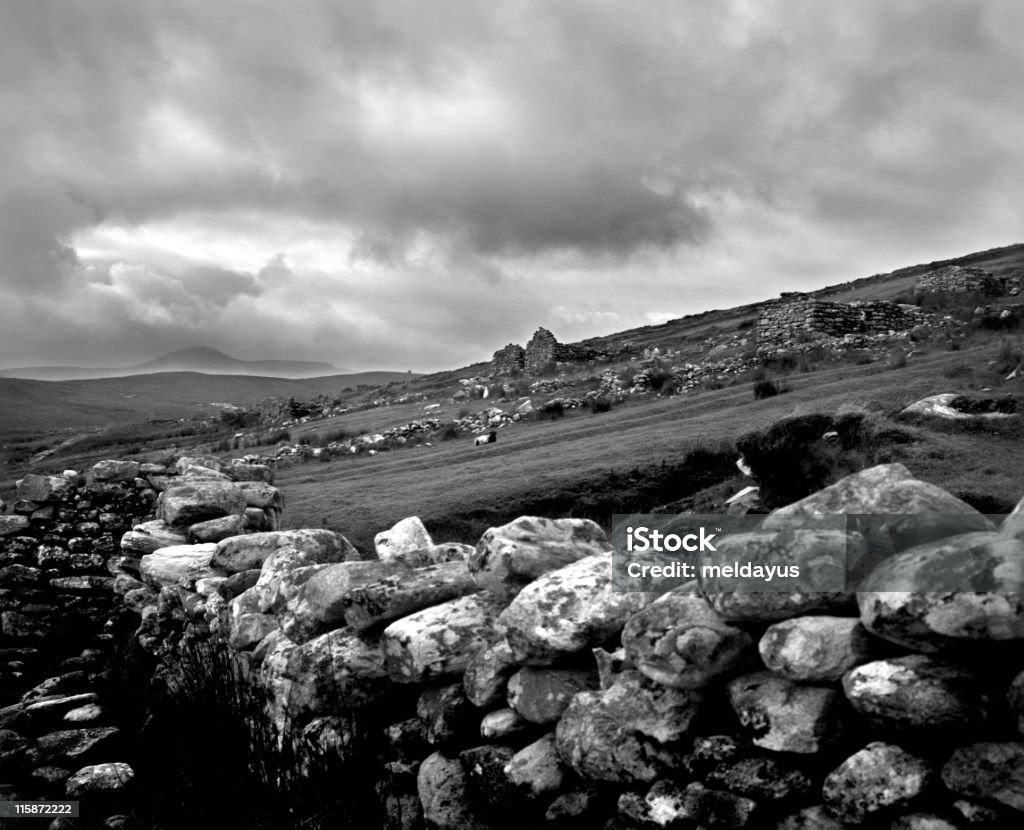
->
<box><xmin>1</xmin><ymin>0</ymin><xmax>1022</xmax><ymax>372</ymax></box>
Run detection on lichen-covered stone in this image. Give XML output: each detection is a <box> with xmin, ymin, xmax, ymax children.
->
<box><xmin>504</xmin><ymin>733</ymin><xmax>568</xmax><ymax>798</ymax></box>
<box><xmin>507</xmin><ymin>667</ymin><xmax>598</xmax><ymax>725</ymax></box>
<box><xmin>942</xmin><ymin>742</ymin><xmax>1024</xmax><ymax>814</ymax></box>
<box><xmin>188</xmin><ymin>514</ymin><xmax>245</xmax><ymax>544</ymax></box>
<box><xmin>858</xmin><ymin>532</ymin><xmax>1024</xmax><ymax>651</ymax></box>
<box><xmin>471</xmin><ymin>516</ymin><xmax>611</xmax><ymax>600</ymax></box>
<box><xmin>704</xmin><ymin>754</ymin><xmax>813</xmax><ymax>803</ymax></box>
<box><xmin>65</xmin><ymin>762</ymin><xmax>134</xmax><ymax>797</ymax></box>
<box><xmin>159</xmin><ymin>480</ymin><xmax>246</xmax><ymax>528</ymax></box>
<box><xmin>699</xmin><ymin>529</ymin><xmax>857</xmax><ymax>622</ymax></box>
<box><xmin>555</xmin><ymin>670</ymin><xmax>703</xmax><ymax>783</ymax></box>
<box><xmin>823</xmin><ymin>742</ymin><xmax>933</xmax><ymax>824</ymax></box>
<box><xmin>727</xmin><ymin>671</ymin><xmax>845</xmax><ymax>754</ymax></box>
<box><xmin>383</xmin><ymin>592</ymin><xmax>504</xmax><ymax>683</ymax></box>
<box><xmin>293</xmin><ymin>560</ymin><xmax>407</xmax><ymax>630</ymax></box>
<box><xmin>375</xmin><ymin>516</ymin><xmax>432</xmax><ymax>562</ymax></box>
<box><xmin>139</xmin><ymin>544</ymin><xmax>217</xmax><ymax>588</ymax></box>
<box><xmin>842</xmin><ymin>656</ymin><xmax>989</xmax><ymax>735</ymax></box>
<box><xmin>417</xmin><ymin>683</ymin><xmax>477</xmax><ymax>747</ymax></box>
<box><xmin>213</xmin><ymin>528</ymin><xmax>357</xmax><ymax>573</ymax></box>
<box><xmin>622</xmin><ymin>591</ymin><xmax>755</xmax><ymax>689</ymax></box>
<box><xmin>498</xmin><ymin>552</ymin><xmax>656</xmax><ymax>665</ymax></box>
<box><xmin>480</xmin><ymin>708</ymin><xmax>531</xmax><ymax>741</ymax></box>
<box><xmin>343</xmin><ymin>561</ymin><xmax>478</xmax><ymax>631</ymax></box>
<box><xmin>417</xmin><ymin>751</ymin><xmax>494</xmax><ymax>830</ymax></box>
<box><xmin>759</xmin><ymin>615</ymin><xmax>877</xmax><ymax>682</ymax></box>
<box><xmin>463</xmin><ymin>639</ymin><xmax>518</xmax><ymax>709</ymax></box>
<box><xmin>120</xmin><ymin>520</ymin><xmax>187</xmax><ymax>556</ymax></box>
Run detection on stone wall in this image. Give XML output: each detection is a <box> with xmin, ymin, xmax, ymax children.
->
<box><xmin>916</xmin><ymin>265</ymin><xmax>1006</xmax><ymax>296</ymax></box>
<box><xmin>492</xmin><ymin>328</ymin><xmax>609</xmax><ymax>376</ymax></box>
<box><xmin>0</xmin><ymin>456</ymin><xmax>286</xmax><ymax>824</ymax></box>
<box><xmin>757</xmin><ymin>298</ymin><xmax>923</xmax><ymax>352</ymax></box>
<box><xmin>95</xmin><ymin>458</ymin><xmax>1024</xmax><ymax>828</ymax></box>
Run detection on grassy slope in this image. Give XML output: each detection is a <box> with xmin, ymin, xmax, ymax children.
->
<box><xmin>278</xmin><ymin>334</ymin><xmax>1024</xmax><ymax>552</ymax></box>
<box><xmin>0</xmin><ymin>371</ymin><xmax>415</xmax><ymax>434</ymax></box>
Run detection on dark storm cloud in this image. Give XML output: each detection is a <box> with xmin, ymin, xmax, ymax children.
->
<box><xmin>0</xmin><ymin>0</ymin><xmax>1022</xmax><ymax>368</ymax></box>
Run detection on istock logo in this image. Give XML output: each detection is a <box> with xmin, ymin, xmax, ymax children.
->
<box><xmin>625</xmin><ymin>525</ymin><xmax>719</xmax><ymax>553</ymax></box>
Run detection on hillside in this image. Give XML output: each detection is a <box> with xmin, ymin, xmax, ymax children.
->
<box><xmin>0</xmin><ymin>370</ymin><xmax>414</xmax><ymax>434</ymax></box>
<box><xmin>0</xmin><ymin>346</ymin><xmax>351</xmax><ymax>381</ymax></box>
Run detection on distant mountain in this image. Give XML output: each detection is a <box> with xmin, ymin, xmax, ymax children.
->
<box><xmin>0</xmin><ymin>346</ymin><xmax>353</xmax><ymax>381</ymax></box>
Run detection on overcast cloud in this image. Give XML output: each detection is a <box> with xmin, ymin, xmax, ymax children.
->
<box><xmin>1</xmin><ymin>0</ymin><xmax>1022</xmax><ymax>371</ymax></box>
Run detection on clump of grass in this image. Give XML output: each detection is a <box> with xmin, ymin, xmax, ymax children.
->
<box><xmin>886</xmin><ymin>348</ymin><xmax>907</xmax><ymax>370</ymax></box>
<box><xmin>942</xmin><ymin>361</ymin><xmax>971</xmax><ymax>378</ymax></box>
<box><xmin>588</xmin><ymin>397</ymin><xmax>614</xmax><ymax>414</ymax></box>
<box><xmin>753</xmin><ymin>377</ymin><xmax>787</xmax><ymax>400</ymax></box>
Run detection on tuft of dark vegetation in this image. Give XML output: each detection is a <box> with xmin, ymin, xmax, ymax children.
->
<box><xmin>439</xmin><ymin>422</ymin><xmax>461</xmax><ymax>441</ymax></box>
<box><xmin>995</xmin><ymin>338</ymin><xmax>1024</xmax><ymax>375</ymax></box>
<box><xmin>588</xmin><ymin>397</ymin><xmax>614</xmax><ymax>414</ymax></box>
<box><xmin>753</xmin><ymin>376</ymin><xmax>787</xmax><ymax>400</ymax></box>
<box><xmin>104</xmin><ymin>633</ymin><xmax>381</xmax><ymax>830</ymax></box>
<box><xmin>536</xmin><ymin>400</ymin><xmax>566</xmax><ymax>420</ymax></box>
<box><xmin>314</xmin><ymin>427</ymin><xmax>350</xmax><ymax>446</ymax></box>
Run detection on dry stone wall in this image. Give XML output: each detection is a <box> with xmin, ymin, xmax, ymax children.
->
<box><xmin>757</xmin><ymin>298</ymin><xmax>924</xmax><ymax>353</ymax></box>
<box><xmin>92</xmin><ymin>457</ymin><xmax>1024</xmax><ymax>828</ymax></box>
<box><xmin>916</xmin><ymin>265</ymin><xmax>1008</xmax><ymax>296</ymax></box>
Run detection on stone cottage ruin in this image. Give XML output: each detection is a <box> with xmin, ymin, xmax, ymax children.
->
<box><xmin>491</xmin><ymin>328</ymin><xmax>608</xmax><ymax>375</ymax></box>
<box><xmin>756</xmin><ymin>298</ymin><xmax>923</xmax><ymax>353</ymax></box>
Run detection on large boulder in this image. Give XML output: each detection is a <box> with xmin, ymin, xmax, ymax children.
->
<box><xmin>212</xmin><ymin>529</ymin><xmax>358</xmax><ymax>573</ymax></box>
<box><xmin>139</xmin><ymin>544</ymin><xmax>218</xmax><ymax>588</ymax></box>
<box><xmin>17</xmin><ymin>474</ymin><xmax>73</xmax><ymax>503</ymax></box>
<box><xmin>159</xmin><ymin>480</ymin><xmax>246</xmax><ymax>528</ymax></box>
<box><xmin>621</xmin><ymin>591</ymin><xmax>755</xmax><ymax>689</ymax></box>
<box><xmin>471</xmin><ymin>516</ymin><xmax>611</xmax><ymax>600</ymax></box>
<box><xmin>343</xmin><ymin>561</ymin><xmax>478</xmax><ymax>631</ymax></box>
<box><xmin>120</xmin><ymin>520</ymin><xmax>188</xmax><ymax>556</ymax></box>
<box><xmin>498</xmin><ymin>552</ymin><xmax>656</xmax><ymax>665</ymax></box>
<box><xmin>383</xmin><ymin>593</ymin><xmax>504</xmax><ymax>683</ymax></box>
<box><xmin>555</xmin><ymin>670</ymin><xmax>703</xmax><ymax>783</ymax></box>
<box><xmin>857</xmin><ymin>532</ymin><xmax>1024</xmax><ymax>651</ymax></box>
<box><xmin>238</xmin><ymin>482</ymin><xmax>285</xmax><ymax>512</ymax></box>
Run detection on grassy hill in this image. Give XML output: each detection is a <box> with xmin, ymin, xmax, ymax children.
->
<box><xmin>0</xmin><ymin>371</ymin><xmax>415</xmax><ymax>435</ymax></box>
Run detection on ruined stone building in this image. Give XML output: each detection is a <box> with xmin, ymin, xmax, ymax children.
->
<box><xmin>756</xmin><ymin>298</ymin><xmax>923</xmax><ymax>352</ymax></box>
<box><xmin>491</xmin><ymin>328</ymin><xmax>608</xmax><ymax>375</ymax></box>
<box><xmin>915</xmin><ymin>265</ymin><xmax>1007</xmax><ymax>296</ymax></box>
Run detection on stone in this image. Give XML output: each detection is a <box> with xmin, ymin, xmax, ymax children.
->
<box><xmin>91</xmin><ymin>460</ymin><xmax>141</xmax><ymax>483</ymax></box>
<box><xmin>231</xmin><ymin>464</ymin><xmax>275</xmax><ymax>484</ymax></box>
<box><xmin>458</xmin><ymin>745</ymin><xmax>516</xmax><ymax>812</ymax></box>
<box><xmin>622</xmin><ymin>591</ymin><xmax>755</xmax><ymax>689</ymax></box>
<box><xmin>942</xmin><ymin>742</ymin><xmax>1024</xmax><ymax>814</ymax></box>
<box><xmin>188</xmin><ymin>514</ymin><xmax>245</xmax><ymax>543</ymax></box>
<box><xmin>498</xmin><ymin>552</ymin><xmax>656</xmax><ymax>665</ymax></box>
<box><xmin>213</xmin><ymin>529</ymin><xmax>357</xmax><ymax>573</ymax></box>
<box><xmin>823</xmin><ymin>742</ymin><xmax>933</xmax><ymax>824</ymax></box>
<box><xmin>290</xmin><ymin>560</ymin><xmax>405</xmax><ymax>631</ymax></box>
<box><xmin>229</xmin><ymin>613</ymin><xmax>279</xmax><ymax>651</ymax></box>
<box><xmin>262</xmin><ymin>627</ymin><xmax>389</xmax><ymax>722</ymax></box>
<box><xmin>175</xmin><ymin>454</ymin><xmax>222</xmax><ymax>475</ymax></box>
<box><xmin>507</xmin><ymin>667</ymin><xmax>598</xmax><ymax>725</ymax></box>
<box><xmin>704</xmin><ymin>754</ymin><xmax>813</xmax><ymax>803</ymax></box>
<box><xmin>120</xmin><ymin>520</ymin><xmax>188</xmax><ymax>556</ymax></box>
<box><xmin>238</xmin><ymin>482</ymin><xmax>285</xmax><ymax>512</ymax></box>
<box><xmin>857</xmin><ymin>532</ymin><xmax>1024</xmax><ymax>651</ymax></box>
<box><xmin>699</xmin><ymin>528</ymin><xmax>858</xmax><ymax>622</ymax></box>
<box><xmin>343</xmin><ymin>561</ymin><xmax>479</xmax><ymax>631</ymax></box>
<box><xmin>374</xmin><ymin>516</ymin><xmax>432</xmax><ymax>562</ymax></box>
<box><xmin>417</xmin><ymin>683</ymin><xmax>477</xmax><ymax>747</ymax></box>
<box><xmin>727</xmin><ymin>672</ymin><xmax>845</xmax><ymax>754</ymax></box>
<box><xmin>889</xmin><ymin>814</ymin><xmax>959</xmax><ymax>830</ymax></box>
<box><xmin>159</xmin><ymin>480</ymin><xmax>246</xmax><ymax>527</ymax></box>
<box><xmin>765</xmin><ymin>463</ymin><xmax>993</xmax><ymax>560</ymax></box>
<box><xmin>463</xmin><ymin>639</ymin><xmax>518</xmax><ymax>709</ymax></box>
<box><xmin>221</xmin><ymin>569</ymin><xmax>261</xmax><ymax>599</ymax></box>
<box><xmin>0</xmin><ymin>730</ymin><xmax>30</xmax><ymax>772</ymax></box>
<box><xmin>759</xmin><ymin>616</ymin><xmax>877</xmax><ymax>682</ymax></box>
<box><xmin>555</xmin><ymin>670</ymin><xmax>703</xmax><ymax>783</ymax></box>
<box><xmin>139</xmin><ymin>544</ymin><xmax>217</xmax><ymax>588</ymax></box>
<box><xmin>63</xmin><ymin>704</ymin><xmax>105</xmax><ymax>725</ymax></box>
<box><xmin>0</xmin><ymin>517</ymin><xmax>30</xmax><ymax>538</ymax></box>
<box><xmin>16</xmin><ymin>474</ymin><xmax>72</xmax><ymax>503</ymax></box>
<box><xmin>417</xmin><ymin>751</ymin><xmax>492</xmax><ymax>830</ymax></box>
<box><xmin>253</xmin><ymin>547</ymin><xmax>318</xmax><ymax>614</ymax></box>
<box><xmin>1010</xmin><ymin>670</ymin><xmax>1024</xmax><ymax>736</ymax></box>
<box><xmin>65</xmin><ymin>762</ymin><xmax>134</xmax><ymax>796</ymax></box>
<box><xmin>774</xmin><ymin>805</ymin><xmax>847</xmax><ymax>830</ymax></box>
<box><xmin>480</xmin><ymin>709</ymin><xmax>531</xmax><ymax>741</ymax></box>
<box><xmin>842</xmin><ymin>656</ymin><xmax>989</xmax><ymax>735</ymax></box>
<box><xmin>382</xmin><ymin>593</ymin><xmax>504</xmax><ymax>683</ymax></box>
<box><xmin>504</xmin><ymin>733</ymin><xmax>567</xmax><ymax>798</ymax></box>
<box><xmin>471</xmin><ymin>516</ymin><xmax>611</xmax><ymax>600</ymax></box>
<box><xmin>35</xmin><ymin>727</ymin><xmax>120</xmax><ymax>765</ymax></box>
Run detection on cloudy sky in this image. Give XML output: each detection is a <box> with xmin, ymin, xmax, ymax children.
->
<box><xmin>2</xmin><ymin>0</ymin><xmax>1022</xmax><ymax>372</ymax></box>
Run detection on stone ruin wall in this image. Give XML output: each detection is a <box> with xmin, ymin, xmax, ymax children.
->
<box><xmin>492</xmin><ymin>328</ymin><xmax>609</xmax><ymax>376</ymax></box>
<box><xmin>6</xmin><ymin>454</ymin><xmax>1024</xmax><ymax>827</ymax></box>
<box><xmin>916</xmin><ymin>265</ymin><xmax>1009</xmax><ymax>296</ymax></box>
<box><xmin>756</xmin><ymin>298</ymin><xmax>923</xmax><ymax>352</ymax></box>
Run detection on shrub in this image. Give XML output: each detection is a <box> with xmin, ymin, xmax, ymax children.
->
<box><xmin>439</xmin><ymin>422</ymin><xmax>461</xmax><ymax>441</ymax></box>
<box><xmin>537</xmin><ymin>400</ymin><xmax>566</xmax><ymax>420</ymax></box>
<box><xmin>266</xmin><ymin>429</ymin><xmax>292</xmax><ymax>444</ymax></box>
<box><xmin>588</xmin><ymin>397</ymin><xmax>613</xmax><ymax>414</ymax></box>
<box><xmin>315</xmin><ymin>428</ymin><xmax>349</xmax><ymax>446</ymax></box>
<box><xmin>753</xmin><ymin>378</ymin><xmax>786</xmax><ymax>400</ymax></box>
<box><xmin>887</xmin><ymin>348</ymin><xmax>907</xmax><ymax>370</ymax></box>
